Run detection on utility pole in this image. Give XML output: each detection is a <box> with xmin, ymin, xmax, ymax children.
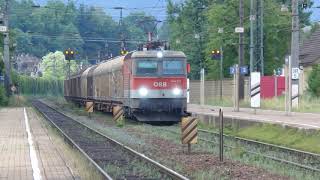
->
<box><xmin>238</xmin><ymin>0</ymin><xmax>244</xmax><ymax>100</ymax></box>
<box><xmin>259</xmin><ymin>0</ymin><xmax>264</xmax><ymax>75</ymax></box>
<box><xmin>220</xmin><ymin>45</ymin><xmax>223</xmax><ymax>101</ymax></box>
<box><xmin>290</xmin><ymin>0</ymin><xmax>300</xmax><ymax>108</ymax></box>
<box><xmin>234</xmin><ymin>64</ymin><xmax>240</xmax><ymax>112</ymax></box>
<box><xmin>288</xmin><ymin>56</ymin><xmax>292</xmax><ymax>114</ymax></box>
<box><xmin>3</xmin><ymin>0</ymin><xmax>11</xmax><ymax>96</ymax></box>
<box><xmin>250</xmin><ymin>0</ymin><xmax>255</xmax><ymax>74</ymax></box>
<box><xmin>250</xmin><ymin>0</ymin><xmax>264</xmax><ymax>75</ymax></box>
<box><xmin>114</xmin><ymin>7</ymin><xmax>125</xmax><ymax>52</ymax></box>
<box><xmin>218</xmin><ymin>28</ymin><xmax>224</xmax><ymax>101</ymax></box>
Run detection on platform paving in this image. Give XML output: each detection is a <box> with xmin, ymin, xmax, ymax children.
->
<box><xmin>188</xmin><ymin>104</ymin><xmax>320</xmax><ymax>129</ymax></box>
<box><xmin>0</xmin><ymin>108</ymin><xmax>76</xmax><ymax>180</ymax></box>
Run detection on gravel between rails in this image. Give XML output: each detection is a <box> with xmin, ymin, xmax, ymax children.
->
<box><xmin>32</xmin><ymin>100</ymin><xmax>188</xmax><ymax>180</ymax></box>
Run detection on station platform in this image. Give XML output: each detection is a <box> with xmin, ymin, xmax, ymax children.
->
<box><xmin>0</xmin><ymin>108</ymin><xmax>76</xmax><ymax>180</ymax></box>
<box><xmin>188</xmin><ymin>104</ymin><xmax>320</xmax><ymax>130</ymax></box>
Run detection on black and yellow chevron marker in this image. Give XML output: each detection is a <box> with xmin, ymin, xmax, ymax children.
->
<box><xmin>181</xmin><ymin>117</ymin><xmax>198</xmax><ymax>144</ymax></box>
<box><xmin>113</xmin><ymin>106</ymin><xmax>124</xmax><ymax>122</ymax></box>
<box><xmin>85</xmin><ymin>102</ymin><xmax>94</xmax><ymax>113</ymax></box>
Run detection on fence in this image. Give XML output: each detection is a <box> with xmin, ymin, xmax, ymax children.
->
<box><xmin>189</xmin><ymin>78</ymin><xmax>249</xmax><ymax>104</ymax></box>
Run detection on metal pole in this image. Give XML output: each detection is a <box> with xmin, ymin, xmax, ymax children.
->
<box><xmin>239</xmin><ymin>0</ymin><xmax>245</xmax><ymax>100</ymax></box>
<box><xmin>220</xmin><ymin>46</ymin><xmax>223</xmax><ymax>101</ymax></box>
<box><xmin>275</xmin><ymin>75</ymin><xmax>278</xmax><ymax>97</ymax></box>
<box><xmin>260</xmin><ymin>0</ymin><xmax>264</xmax><ymax>75</ymax></box>
<box><xmin>68</xmin><ymin>60</ymin><xmax>71</xmax><ymax>79</ymax></box>
<box><xmin>291</xmin><ymin>0</ymin><xmax>300</xmax><ymax>107</ymax></box>
<box><xmin>250</xmin><ymin>0</ymin><xmax>255</xmax><ymax>74</ymax></box>
<box><xmin>200</xmin><ymin>68</ymin><xmax>205</xmax><ymax>106</ymax></box>
<box><xmin>288</xmin><ymin>56</ymin><xmax>292</xmax><ymax>114</ymax></box>
<box><xmin>114</xmin><ymin>7</ymin><xmax>125</xmax><ymax>51</ymax></box>
<box><xmin>120</xmin><ymin>7</ymin><xmax>124</xmax><ymax>50</ymax></box>
<box><xmin>219</xmin><ymin>109</ymin><xmax>224</xmax><ymax>162</ymax></box>
<box><xmin>284</xmin><ymin>63</ymin><xmax>288</xmax><ymax>114</ymax></box>
<box><xmin>3</xmin><ymin>0</ymin><xmax>11</xmax><ymax>96</ymax></box>
<box><xmin>234</xmin><ymin>64</ymin><xmax>240</xmax><ymax>112</ymax></box>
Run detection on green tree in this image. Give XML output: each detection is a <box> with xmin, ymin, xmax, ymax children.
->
<box><xmin>308</xmin><ymin>64</ymin><xmax>320</xmax><ymax>96</ymax></box>
<box><xmin>40</xmin><ymin>51</ymin><xmax>78</xmax><ymax>80</ymax></box>
<box><xmin>122</xmin><ymin>12</ymin><xmax>158</xmax><ymax>50</ymax></box>
<box><xmin>167</xmin><ymin>0</ymin><xmax>209</xmax><ymax>79</ymax></box>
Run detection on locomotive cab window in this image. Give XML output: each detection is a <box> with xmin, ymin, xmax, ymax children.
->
<box><xmin>163</xmin><ymin>60</ymin><xmax>185</xmax><ymax>75</ymax></box>
<box><xmin>136</xmin><ymin>60</ymin><xmax>158</xmax><ymax>75</ymax></box>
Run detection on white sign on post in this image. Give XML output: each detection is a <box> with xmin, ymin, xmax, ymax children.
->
<box><xmin>292</xmin><ymin>68</ymin><xmax>299</xmax><ymax>80</ymax></box>
<box><xmin>0</xmin><ymin>26</ymin><xmax>7</xmax><ymax>32</ymax></box>
<box><xmin>235</xmin><ymin>27</ymin><xmax>244</xmax><ymax>33</ymax></box>
<box><xmin>250</xmin><ymin>72</ymin><xmax>261</xmax><ymax>108</ymax></box>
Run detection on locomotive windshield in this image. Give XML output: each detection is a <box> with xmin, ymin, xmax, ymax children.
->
<box><xmin>135</xmin><ymin>58</ymin><xmax>185</xmax><ymax>76</ymax></box>
<box><xmin>136</xmin><ymin>60</ymin><xmax>158</xmax><ymax>75</ymax></box>
<box><xmin>163</xmin><ymin>60</ymin><xmax>184</xmax><ymax>75</ymax></box>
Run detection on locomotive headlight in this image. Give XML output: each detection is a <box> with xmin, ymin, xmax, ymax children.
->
<box><xmin>139</xmin><ymin>87</ymin><xmax>148</xmax><ymax>97</ymax></box>
<box><xmin>157</xmin><ymin>51</ymin><xmax>163</xmax><ymax>58</ymax></box>
<box><xmin>173</xmin><ymin>88</ymin><xmax>182</xmax><ymax>95</ymax></box>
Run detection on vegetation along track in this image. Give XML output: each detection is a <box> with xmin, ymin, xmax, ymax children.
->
<box><xmin>32</xmin><ymin>100</ymin><xmax>189</xmax><ymax>180</ymax></box>
<box><xmin>160</xmin><ymin>126</ymin><xmax>320</xmax><ymax>173</ymax></box>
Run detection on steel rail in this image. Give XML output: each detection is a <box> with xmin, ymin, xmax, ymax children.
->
<box><xmin>198</xmin><ymin>129</ymin><xmax>320</xmax><ymax>159</ymax></box>
<box><xmin>34</xmin><ymin>100</ymin><xmax>189</xmax><ymax>180</ymax></box>
<box><xmin>158</xmin><ymin>128</ymin><xmax>320</xmax><ymax>173</ymax></box>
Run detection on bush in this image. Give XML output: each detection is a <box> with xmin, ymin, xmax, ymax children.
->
<box><xmin>0</xmin><ymin>85</ymin><xmax>8</xmax><ymax>106</ymax></box>
<box><xmin>308</xmin><ymin>64</ymin><xmax>320</xmax><ymax>96</ymax></box>
<box><xmin>12</xmin><ymin>73</ymin><xmax>64</xmax><ymax>96</ymax></box>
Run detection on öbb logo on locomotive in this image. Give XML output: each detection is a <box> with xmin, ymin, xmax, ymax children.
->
<box><xmin>153</xmin><ymin>82</ymin><xmax>167</xmax><ymax>87</ymax></box>
<box><xmin>64</xmin><ymin>49</ymin><xmax>189</xmax><ymax>122</ymax></box>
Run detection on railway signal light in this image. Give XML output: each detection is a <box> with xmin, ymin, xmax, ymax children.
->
<box><xmin>121</xmin><ymin>48</ymin><xmax>128</xmax><ymax>55</ymax></box>
<box><xmin>302</xmin><ymin>0</ymin><xmax>308</xmax><ymax>9</ymax></box>
<box><xmin>211</xmin><ymin>49</ymin><xmax>221</xmax><ymax>60</ymax></box>
<box><xmin>64</xmin><ymin>49</ymin><xmax>75</xmax><ymax>60</ymax></box>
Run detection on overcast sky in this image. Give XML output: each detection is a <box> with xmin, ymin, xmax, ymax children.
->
<box><xmin>35</xmin><ymin>0</ymin><xmax>184</xmax><ymax>21</ymax></box>
<box><xmin>35</xmin><ymin>0</ymin><xmax>320</xmax><ymax>22</ymax></box>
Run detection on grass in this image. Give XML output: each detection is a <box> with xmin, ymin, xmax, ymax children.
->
<box><xmin>198</xmin><ymin>120</ymin><xmax>320</xmax><ymax>154</ymax></box>
<box><xmin>205</xmin><ymin>94</ymin><xmax>320</xmax><ymax>113</ymax></box>
<box><xmin>235</xmin><ymin>124</ymin><xmax>320</xmax><ymax>154</ymax></box>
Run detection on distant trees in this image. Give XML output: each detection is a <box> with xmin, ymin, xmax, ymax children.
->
<box><xmin>9</xmin><ymin>0</ymin><xmax>156</xmax><ymax>60</ymax></box>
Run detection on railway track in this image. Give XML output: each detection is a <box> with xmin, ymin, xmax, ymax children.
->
<box><xmin>198</xmin><ymin>129</ymin><xmax>320</xmax><ymax>172</ymax></box>
<box><xmin>159</xmin><ymin>127</ymin><xmax>320</xmax><ymax>173</ymax></box>
<box><xmin>32</xmin><ymin>100</ymin><xmax>189</xmax><ymax>180</ymax></box>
